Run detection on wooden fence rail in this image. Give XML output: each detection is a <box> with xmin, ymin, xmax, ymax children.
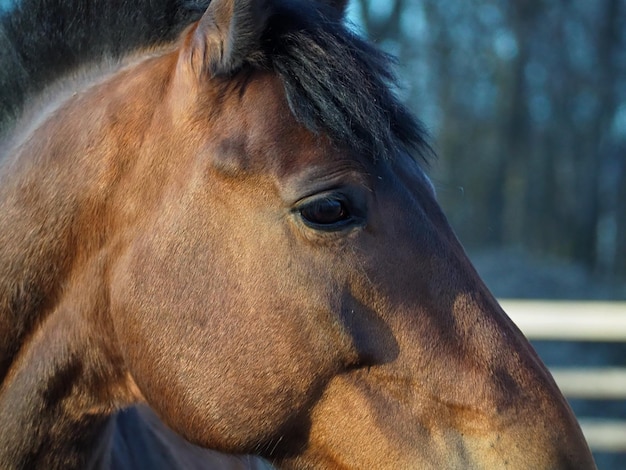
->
<box><xmin>501</xmin><ymin>300</ymin><xmax>626</xmax><ymax>341</ymax></box>
<box><xmin>501</xmin><ymin>300</ymin><xmax>626</xmax><ymax>453</ymax></box>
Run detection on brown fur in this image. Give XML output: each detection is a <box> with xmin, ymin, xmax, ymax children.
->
<box><xmin>0</xmin><ymin>0</ymin><xmax>596</xmax><ymax>468</ymax></box>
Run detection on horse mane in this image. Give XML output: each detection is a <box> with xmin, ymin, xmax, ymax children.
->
<box><xmin>0</xmin><ymin>0</ymin><xmax>210</xmax><ymax>135</ymax></box>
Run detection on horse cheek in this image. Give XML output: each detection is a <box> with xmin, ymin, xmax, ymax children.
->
<box><xmin>106</xmin><ymin>222</ymin><xmax>318</xmax><ymax>451</ymax></box>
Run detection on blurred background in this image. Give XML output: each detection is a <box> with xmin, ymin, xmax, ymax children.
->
<box><xmin>348</xmin><ymin>0</ymin><xmax>626</xmax><ymax>290</ymax></box>
<box><xmin>346</xmin><ymin>0</ymin><xmax>626</xmax><ymax>468</ymax></box>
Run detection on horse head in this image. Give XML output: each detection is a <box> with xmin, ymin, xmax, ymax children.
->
<box><xmin>0</xmin><ymin>0</ymin><xmax>596</xmax><ymax>468</ymax></box>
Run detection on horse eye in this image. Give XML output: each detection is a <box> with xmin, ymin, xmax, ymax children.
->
<box><xmin>299</xmin><ymin>197</ymin><xmax>350</xmax><ymax>228</ymax></box>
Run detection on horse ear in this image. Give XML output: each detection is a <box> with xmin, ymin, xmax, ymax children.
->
<box><xmin>187</xmin><ymin>0</ymin><xmax>270</xmax><ymax>77</ymax></box>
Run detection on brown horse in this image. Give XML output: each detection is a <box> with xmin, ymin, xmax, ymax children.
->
<box><xmin>0</xmin><ymin>0</ymin><xmax>596</xmax><ymax>468</ymax></box>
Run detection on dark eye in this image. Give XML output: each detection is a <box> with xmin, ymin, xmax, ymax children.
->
<box><xmin>299</xmin><ymin>197</ymin><xmax>351</xmax><ymax>228</ymax></box>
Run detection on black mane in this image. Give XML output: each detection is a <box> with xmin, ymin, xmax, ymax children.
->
<box><xmin>265</xmin><ymin>2</ymin><xmax>428</xmax><ymax>160</ymax></box>
<box><xmin>0</xmin><ymin>0</ymin><xmax>209</xmax><ymax>131</ymax></box>
<box><xmin>0</xmin><ymin>0</ymin><xmax>429</xmax><ymax>159</ymax></box>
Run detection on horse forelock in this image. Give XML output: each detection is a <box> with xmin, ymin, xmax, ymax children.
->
<box><xmin>198</xmin><ymin>0</ymin><xmax>431</xmax><ymax>163</ymax></box>
<box><xmin>264</xmin><ymin>3</ymin><xmax>430</xmax><ymax>163</ymax></box>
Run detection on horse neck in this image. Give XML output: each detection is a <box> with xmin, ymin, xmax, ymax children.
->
<box><xmin>0</xmin><ymin>51</ymin><xmax>177</xmax><ymax>468</ymax></box>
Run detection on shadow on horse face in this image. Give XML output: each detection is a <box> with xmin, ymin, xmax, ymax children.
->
<box><xmin>0</xmin><ymin>0</ymin><xmax>596</xmax><ymax>468</ymax></box>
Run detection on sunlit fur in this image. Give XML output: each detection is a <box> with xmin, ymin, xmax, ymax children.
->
<box><xmin>0</xmin><ymin>0</ymin><xmax>596</xmax><ymax>469</ymax></box>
